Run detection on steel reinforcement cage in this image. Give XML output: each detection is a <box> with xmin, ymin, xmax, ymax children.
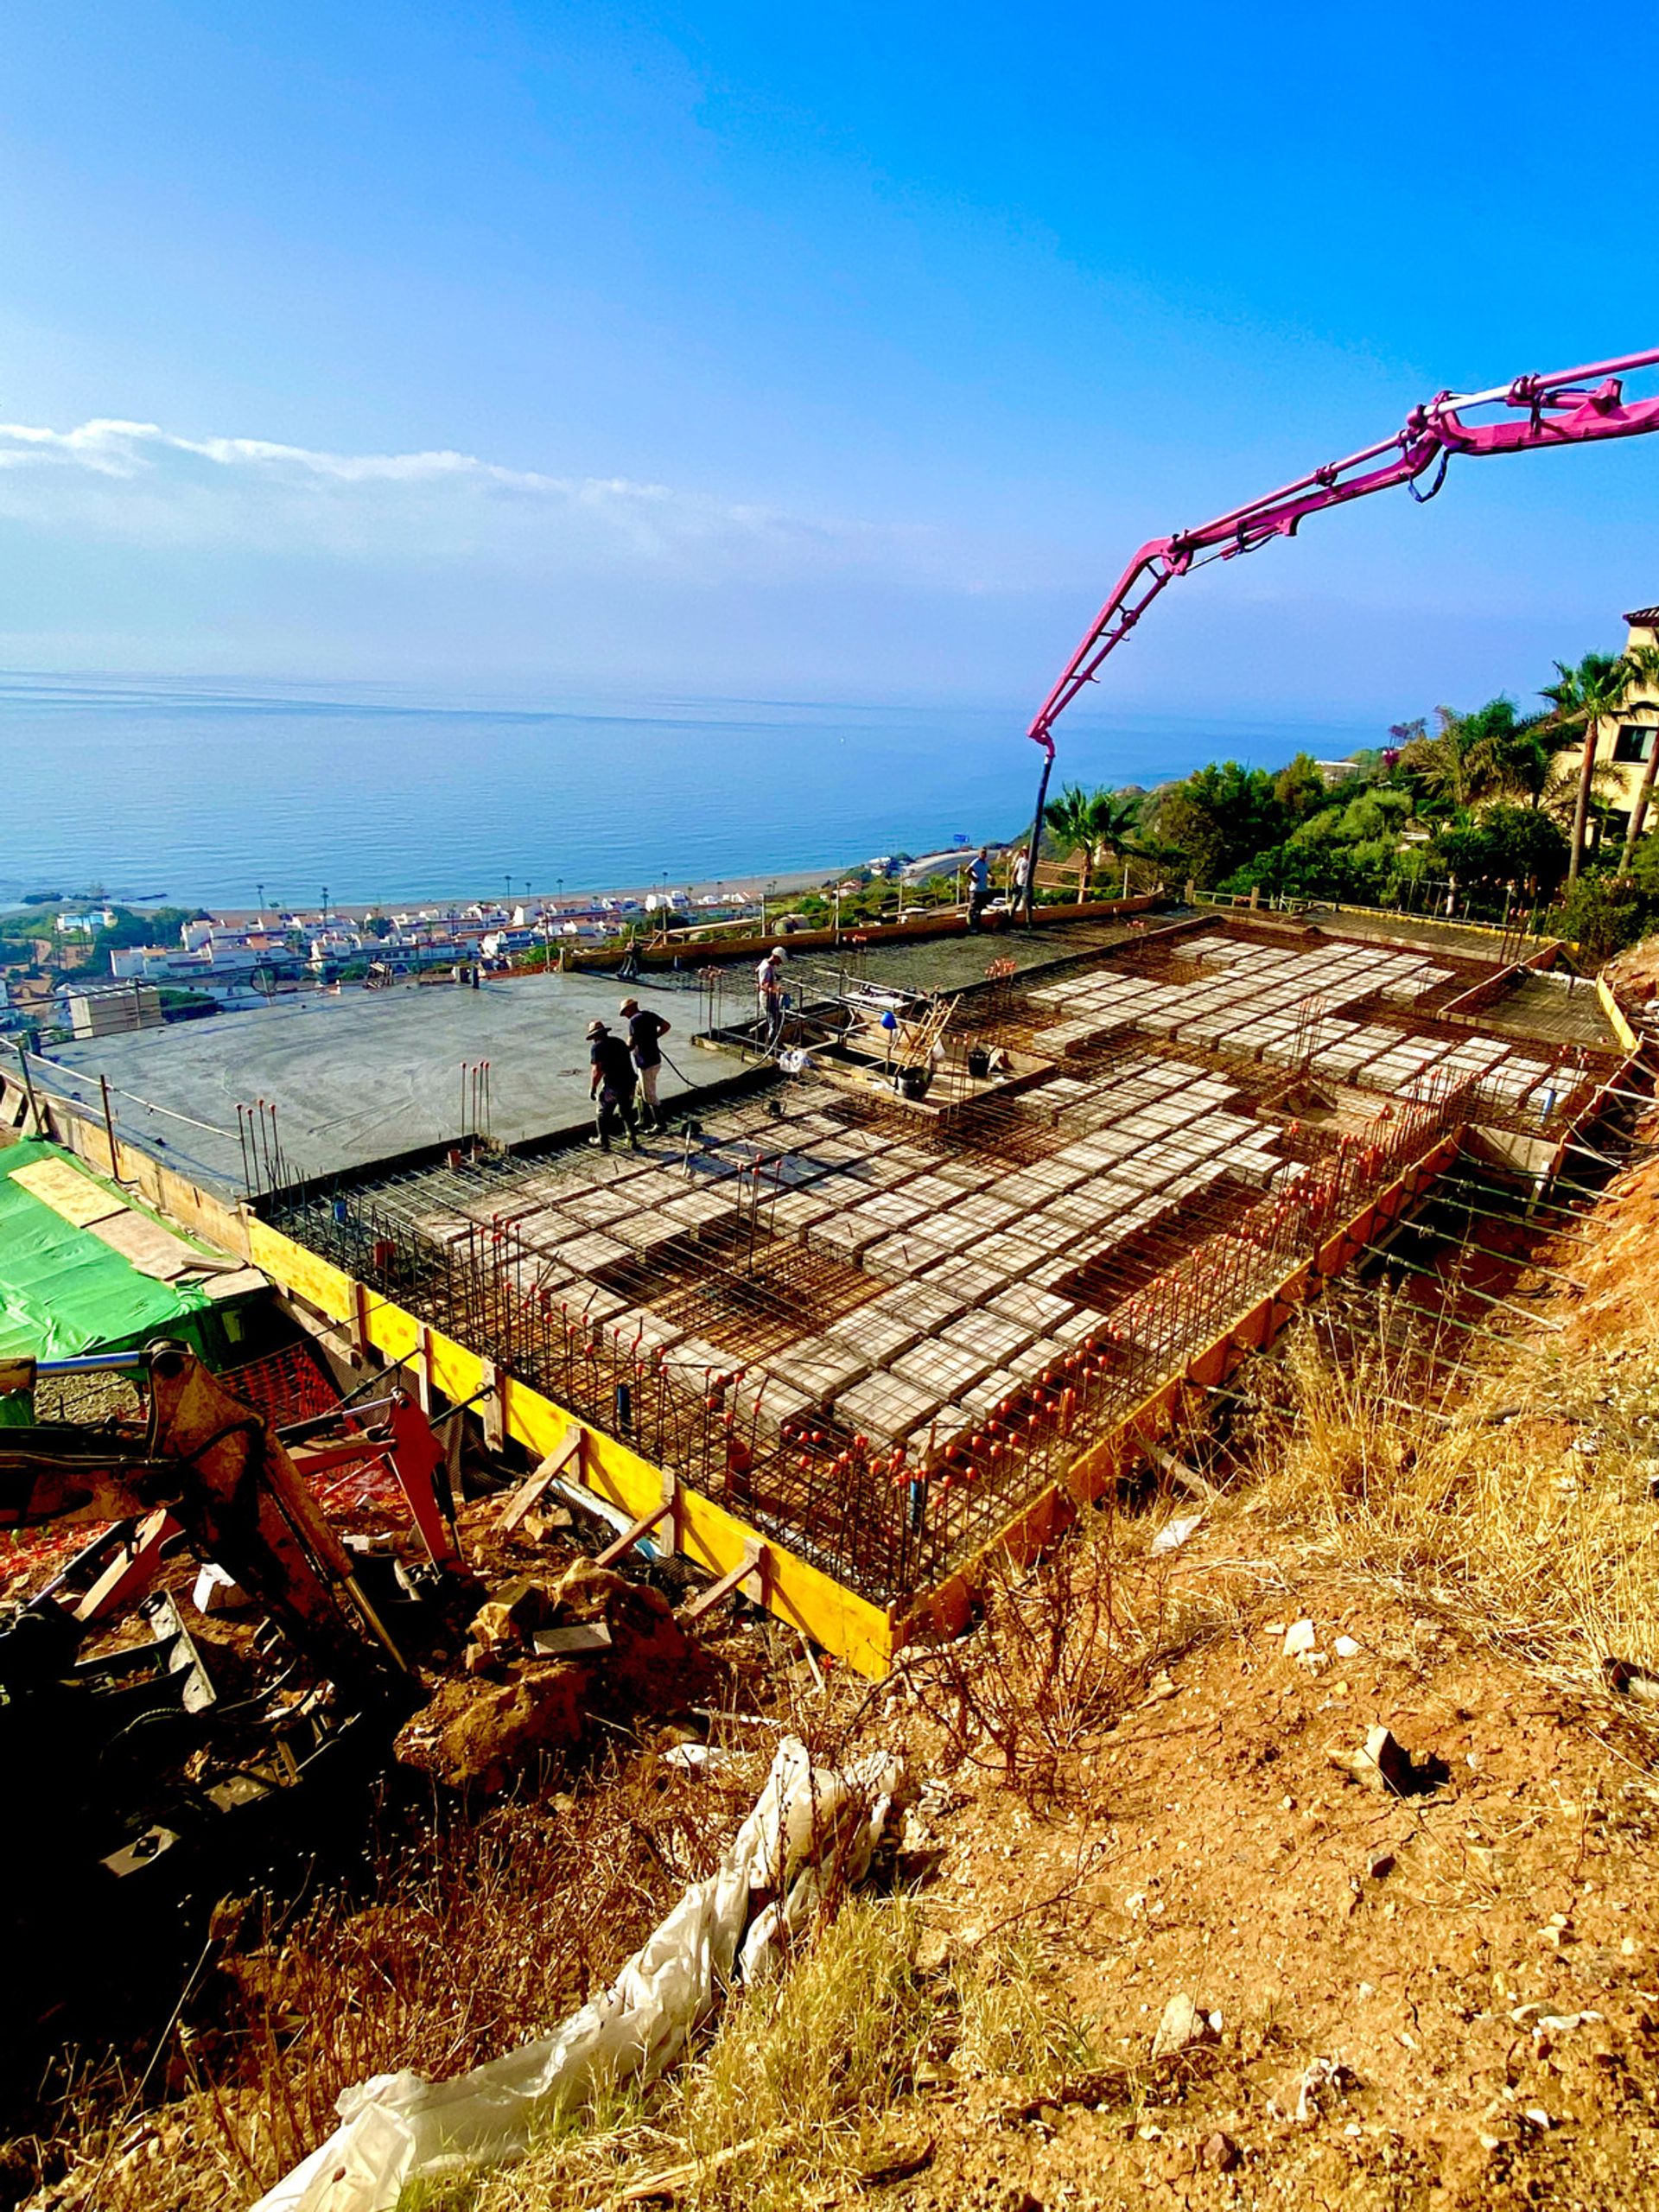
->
<box><xmin>269</xmin><ymin>1065</ymin><xmax>1477</xmax><ymax>1610</ymax></box>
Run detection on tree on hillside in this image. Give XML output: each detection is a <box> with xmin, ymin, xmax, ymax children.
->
<box><xmin>1271</xmin><ymin>753</ymin><xmax>1328</xmax><ymax>825</ymax></box>
<box><xmin>1617</xmin><ymin>643</ymin><xmax>1659</xmax><ymax>874</ymax></box>
<box><xmin>1434</xmin><ymin>805</ymin><xmax>1568</xmax><ymax>902</ymax></box>
<box><xmin>1154</xmin><ymin>762</ymin><xmax>1284</xmax><ymax>889</ymax></box>
<box><xmin>1396</xmin><ymin>700</ymin><xmax>1543</xmax><ymax>817</ymax></box>
<box><xmin>1542</xmin><ymin>652</ymin><xmax>1634</xmax><ymax>885</ymax></box>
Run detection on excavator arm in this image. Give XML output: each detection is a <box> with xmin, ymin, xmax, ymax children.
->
<box><xmin>1020</xmin><ymin>346</ymin><xmax>1659</xmax><ymax>899</ymax></box>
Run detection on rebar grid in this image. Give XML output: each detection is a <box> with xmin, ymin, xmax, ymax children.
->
<box><xmin>271</xmin><ymin>1058</ymin><xmax>1474</xmax><ymax>1607</ymax></box>
<box><xmin>259</xmin><ymin>924</ymin><xmax>1614</xmax><ymax>1611</ymax></box>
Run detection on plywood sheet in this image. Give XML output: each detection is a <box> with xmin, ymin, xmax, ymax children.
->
<box><xmin>10</xmin><ymin>1155</ymin><xmax>127</xmax><ymax>1229</ymax></box>
<box><xmin>88</xmin><ymin>1210</ymin><xmax>200</xmax><ymax>1281</ymax></box>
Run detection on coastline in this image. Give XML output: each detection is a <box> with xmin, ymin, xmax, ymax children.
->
<box><xmin>206</xmin><ymin>861</ymin><xmax>854</xmax><ymax>927</ymax></box>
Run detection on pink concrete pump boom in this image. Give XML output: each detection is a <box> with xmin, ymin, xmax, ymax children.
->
<box><xmin>1020</xmin><ymin>346</ymin><xmax>1659</xmax><ymax>908</ymax></box>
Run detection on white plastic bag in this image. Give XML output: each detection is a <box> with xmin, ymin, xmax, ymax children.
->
<box><xmin>251</xmin><ymin>1738</ymin><xmax>899</xmax><ymax>2212</ymax></box>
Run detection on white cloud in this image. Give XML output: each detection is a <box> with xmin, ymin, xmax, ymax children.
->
<box><xmin>0</xmin><ymin>414</ymin><xmax>966</xmax><ymax>582</ymax></box>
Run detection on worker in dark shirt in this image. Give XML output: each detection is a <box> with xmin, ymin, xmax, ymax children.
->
<box><xmin>619</xmin><ymin>995</ymin><xmax>671</xmax><ymax>1130</ymax></box>
<box><xmin>586</xmin><ymin>1019</ymin><xmax>641</xmax><ymax>1152</ymax></box>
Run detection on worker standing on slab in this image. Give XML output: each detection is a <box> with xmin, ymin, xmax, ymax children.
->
<box><xmin>586</xmin><ymin>1019</ymin><xmax>641</xmax><ymax>1152</ymax></box>
<box><xmin>757</xmin><ymin>945</ymin><xmax>786</xmax><ymax>1041</ymax></box>
<box><xmin>966</xmin><ymin>846</ymin><xmax>992</xmax><ymax>931</ymax></box>
<box><xmin>620</xmin><ymin>995</ymin><xmax>670</xmax><ymax>1130</ymax></box>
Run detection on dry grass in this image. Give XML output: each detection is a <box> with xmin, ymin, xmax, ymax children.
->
<box><xmin>462</xmin><ymin>1897</ymin><xmax>1109</xmax><ymax>2212</ymax></box>
<box><xmin>1233</xmin><ymin>1307</ymin><xmax>1659</xmax><ymax>1693</ymax></box>
<box><xmin>945</xmin><ymin>1933</ymin><xmax>1103</xmax><ymax>2083</ymax></box>
<box><xmin>463</xmin><ymin>1892</ymin><xmax>938</xmax><ymax>2212</ymax></box>
<box><xmin>16</xmin><ymin>1758</ymin><xmax>737</xmax><ymax>2212</ymax></box>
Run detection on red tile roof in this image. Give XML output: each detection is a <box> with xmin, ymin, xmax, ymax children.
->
<box><xmin>1625</xmin><ymin>606</ymin><xmax>1659</xmax><ymax>626</ymax></box>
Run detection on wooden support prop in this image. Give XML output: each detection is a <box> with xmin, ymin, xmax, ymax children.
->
<box><xmin>497</xmin><ymin>1423</ymin><xmax>583</xmax><ymax>1535</ymax></box>
<box><xmin>594</xmin><ymin>1489</ymin><xmax>676</xmax><ymax>1568</ymax></box>
<box><xmin>680</xmin><ymin>1540</ymin><xmax>769</xmax><ymax>1624</ymax></box>
<box><xmin>415</xmin><ymin>1325</ymin><xmax>435</xmax><ymax>1416</ymax></box>
<box><xmin>1147</xmin><ymin>1443</ymin><xmax>1221</xmax><ymax>1504</ymax></box>
<box><xmin>480</xmin><ymin>1357</ymin><xmax>506</xmax><ymax>1450</ymax></box>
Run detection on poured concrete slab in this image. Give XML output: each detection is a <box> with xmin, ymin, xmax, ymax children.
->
<box><xmin>45</xmin><ymin>970</ymin><xmax>717</xmax><ymax>1196</ymax></box>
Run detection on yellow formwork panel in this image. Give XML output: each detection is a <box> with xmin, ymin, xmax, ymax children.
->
<box><xmin>249</xmin><ymin>1222</ymin><xmax>355</xmax><ymax>1324</ymax></box>
<box><xmin>365</xmin><ymin>1298</ymin><xmax>422</xmax><ymax>1364</ymax></box>
<box><xmin>1599</xmin><ymin>976</ymin><xmax>1640</xmax><ymax>1055</ymax></box>
<box><xmin>428</xmin><ymin>1331</ymin><xmax>481</xmax><ymax>1405</ymax></box>
<box><xmin>246</xmin><ymin>1223</ymin><xmax>894</xmax><ymax>1680</ymax></box>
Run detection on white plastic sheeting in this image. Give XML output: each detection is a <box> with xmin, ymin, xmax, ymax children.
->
<box><xmin>251</xmin><ymin>1738</ymin><xmax>900</xmax><ymax>2212</ymax></box>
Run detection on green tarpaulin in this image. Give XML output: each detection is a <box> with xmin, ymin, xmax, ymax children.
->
<box><xmin>0</xmin><ymin>1140</ymin><xmax>210</xmax><ymax>1360</ymax></box>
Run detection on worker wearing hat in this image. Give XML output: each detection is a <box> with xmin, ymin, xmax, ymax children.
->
<box><xmin>757</xmin><ymin>944</ymin><xmax>787</xmax><ymax>1041</ymax></box>
<box><xmin>586</xmin><ymin>1018</ymin><xmax>641</xmax><ymax>1152</ymax></box>
<box><xmin>619</xmin><ymin>994</ymin><xmax>671</xmax><ymax>1131</ymax></box>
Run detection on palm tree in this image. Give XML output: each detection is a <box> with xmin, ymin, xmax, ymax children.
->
<box><xmin>1398</xmin><ymin>706</ymin><xmax>1505</xmax><ymax>816</ymax></box>
<box><xmin>1541</xmin><ymin>652</ymin><xmax>1634</xmax><ymax>884</ymax></box>
<box><xmin>1617</xmin><ymin>643</ymin><xmax>1659</xmax><ymax>874</ymax></box>
<box><xmin>1042</xmin><ymin>785</ymin><xmax>1141</xmax><ymax>885</ymax></box>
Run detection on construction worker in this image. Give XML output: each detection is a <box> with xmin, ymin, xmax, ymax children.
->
<box><xmin>966</xmin><ymin>846</ymin><xmax>992</xmax><ymax>931</ymax></box>
<box><xmin>757</xmin><ymin>944</ymin><xmax>786</xmax><ymax>1039</ymax></box>
<box><xmin>619</xmin><ymin>995</ymin><xmax>671</xmax><ymax>1129</ymax></box>
<box><xmin>586</xmin><ymin>1019</ymin><xmax>641</xmax><ymax>1152</ymax></box>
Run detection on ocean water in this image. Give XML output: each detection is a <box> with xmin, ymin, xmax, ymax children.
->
<box><xmin>0</xmin><ymin>672</ymin><xmax>1376</xmax><ymax>908</ymax></box>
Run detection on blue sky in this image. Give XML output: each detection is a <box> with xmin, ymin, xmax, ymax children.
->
<box><xmin>1</xmin><ymin>0</ymin><xmax>1656</xmax><ymax>731</ymax></box>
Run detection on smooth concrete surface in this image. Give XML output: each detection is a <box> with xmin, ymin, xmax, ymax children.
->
<box><xmin>41</xmin><ymin>969</ymin><xmax>719</xmax><ymax>1192</ymax></box>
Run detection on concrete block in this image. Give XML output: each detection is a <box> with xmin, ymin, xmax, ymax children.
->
<box><xmin>823</xmin><ymin>1302</ymin><xmax>923</xmax><ymax>1364</ymax></box>
<box><xmin>768</xmin><ymin>1190</ymin><xmax>836</xmax><ymax>1230</ymax></box>
<box><xmin>988</xmin><ymin>1283</ymin><xmax>1077</xmax><ymax>1332</ymax></box>
<box><xmin>769</xmin><ymin>1336</ymin><xmax>874</xmax><ymax>1400</ymax></box>
<box><xmin>558</xmin><ymin>1185</ymin><xmax>639</xmax><ymax>1228</ymax></box>
<box><xmin>753</xmin><ymin>1376</ymin><xmax>817</xmax><ymax>1429</ymax></box>
<box><xmin>661</xmin><ymin>1189</ymin><xmax>737</xmax><ymax>1230</ymax></box>
<box><xmin>947</xmin><ymin>1194</ymin><xmax>1022</xmax><ymax>1233</ymax></box>
<box><xmin>892</xmin><ymin>1337</ymin><xmax>996</xmax><ymax>1400</ymax></box>
<box><xmin>940</xmin><ymin>1310</ymin><xmax>1036</xmax><ymax>1368</ymax></box>
<box><xmin>834</xmin><ymin>1370</ymin><xmax>946</xmax><ymax>1442</ymax></box>
<box><xmin>1001</xmin><ymin>1212</ymin><xmax>1077</xmax><ymax>1255</ymax></box>
<box><xmin>612</xmin><ymin>1307</ymin><xmax>687</xmax><ymax>1356</ymax></box>
<box><xmin>858</xmin><ymin>1230</ymin><xmax>922</xmax><ymax>1277</ymax></box>
<box><xmin>867</xmin><ymin>1279</ymin><xmax>967</xmax><ymax>1332</ymax></box>
<box><xmin>916</xmin><ymin>1255</ymin><xmax>1019</xmax><ymax>1304</ymax></box>
<box><xmin>556</xmin><ymin>1279</ymin><xmax>630</xmax><ymax>1323</ymax></box>
<box><xmin>556</xmin><ymin>1230</ymin><xmax>632</xmax><ymax>1275</ymax></box>
<box><xmin>810</xmin><ymin>1211</ymin><xmax>893</xmax><ymax>1260</ymax></box>
<box><xmin>1050</xmin><ymin>1309</ymin><xmax>1100</xmax><ymax>1347</ymax></box>
<box><xmin>671</xmin><ymin>1337</ymin><xmax>741</xmax><ymax>1382</ymax></box>
<box><xmin>855</xmin><ymin>1185</ymin><xmax>938</xmax><ymax>1230</ymax></box>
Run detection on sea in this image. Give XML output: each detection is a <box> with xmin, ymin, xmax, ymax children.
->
<box><xmin>0</xmin><ymin>672</ymin><xmax>1378</xmax><ymax>909</ymax></box>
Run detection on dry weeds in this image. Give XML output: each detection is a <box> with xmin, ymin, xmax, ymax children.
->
<box><xmin>905</xmin><ymin>1499</ymin><xmax>1242</xmax><ymax>1808</ymax></box>
<box><xmin>461</xmin><ymin>1893</ymin><xmax>938</xmax><ymax>2212</ymax></box>
<box><xmin>1234</xmin><ymin>1310</ymin><xmax>1659</xmax><ymax>1698</ymax></box>
<box><xmin>20</xmin><ymin>1758</ymin><xmax>737</xmax><ymax>2212</ymax></box>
